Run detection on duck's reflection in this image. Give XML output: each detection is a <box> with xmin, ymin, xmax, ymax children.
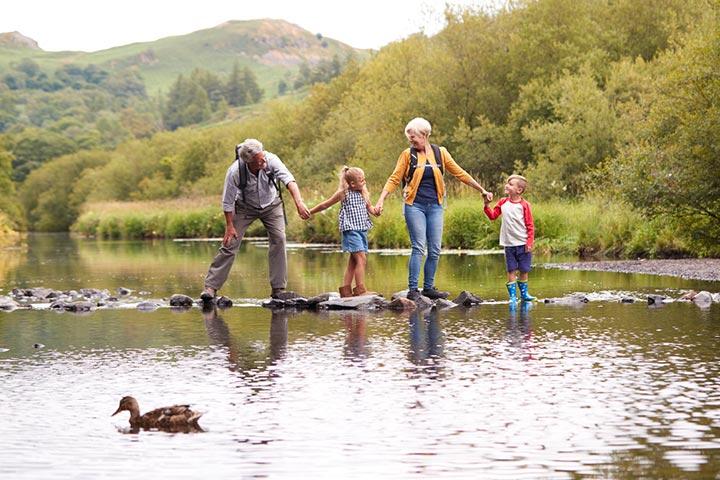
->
<box><xmin>202</xmin><ymin>306</ymin><xmax>289</xmax><ymax>374</ymax></box>
<box><xmin>408</xmin><ymin>307</ymin><xmax>445</xmax><ymax>378</ymax></box>
<box><xmin>507</xmin><ymin>301</ymin><xmax>534</xmax><ymax>361</ymax></box>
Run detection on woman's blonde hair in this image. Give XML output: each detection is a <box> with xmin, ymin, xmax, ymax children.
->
<box><xmin>405</xmin><ymin>117</ymin><xmax>432</xmax><ymax>139</ymax></box>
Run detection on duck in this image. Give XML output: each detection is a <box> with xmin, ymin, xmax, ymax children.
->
<box><xmin>112</xmin><ymin>396</ymin><xmax>204</xmax><ymax>433</ymax></box>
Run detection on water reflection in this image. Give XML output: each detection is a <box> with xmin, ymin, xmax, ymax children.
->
<box><xmin>408</xmin><ymin>307</ymin><xmax>445</xmax><ymax>379</ymax></box>
<box><xmin>506</xmin><ymin>302</ymin><xmax>534</xmax><ymax>361</ymax></box>
<box><xmin>342</xmin><ymin>312</ymin><xmax>369</xmax><ymax>361</ymax></box>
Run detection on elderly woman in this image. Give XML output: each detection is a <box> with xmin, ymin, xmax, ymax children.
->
<box><xmin>374</xmin><ymin>118</ymin><xmax>493</xmax><ymax>301</ymax></box>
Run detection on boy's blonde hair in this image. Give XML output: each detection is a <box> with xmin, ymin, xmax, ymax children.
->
<box><xmin>508</xmin><ymin>174</ymin><xmax>528</xmax><ymax>193</ymax></box>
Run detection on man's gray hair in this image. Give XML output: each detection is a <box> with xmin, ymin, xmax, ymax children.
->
<box><xmin>405</xmin><ymin>117</ymin><xmax>432</xmax><ymax>138</ymax></box>
<box><xmin>237</xmin><ymin>138</ymin><xmax>264</xmax><ymax>162</ymax></box>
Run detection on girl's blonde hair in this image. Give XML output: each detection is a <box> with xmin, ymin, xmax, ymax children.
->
<box><xmin>339</xmin><ymin>166</ymin><xmax>368</xmax><ymax>200</ymax></box>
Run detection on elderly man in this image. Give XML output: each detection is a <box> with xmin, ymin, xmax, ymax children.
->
<box><xmin>200</xmin><ymin>138</ymin><xmax>310</xmax><ymax>301</ymax></box>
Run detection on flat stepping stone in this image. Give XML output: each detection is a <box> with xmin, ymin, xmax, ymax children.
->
<box><xmin>318</xmin><ymin>294</ymin><xmax>386</xmax><ymax>310</ymax></box>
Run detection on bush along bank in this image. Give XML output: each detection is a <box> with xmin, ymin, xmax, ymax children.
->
<box><xmin>72</xmin><ymin>196</ymin><xmax>691</xmax><ymax>258</ymax></box>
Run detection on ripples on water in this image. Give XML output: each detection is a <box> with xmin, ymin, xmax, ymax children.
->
<box><xmin>1</xmin><ymin>301</ymin><xmax>719</xmax><ymax>479</ymax></box>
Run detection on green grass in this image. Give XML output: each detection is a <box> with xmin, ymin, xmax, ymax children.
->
<box><xmin>72</xmin><ymin>194</ymin><xmax>691</xmax><ymax>258</ymax></box>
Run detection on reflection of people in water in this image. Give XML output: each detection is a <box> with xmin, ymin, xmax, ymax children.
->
<box><xmin>342</xmin><ymin>312</ymin><xmax>369</xmax><ymax>360</ymax></box>
<box><xmin>202</xmin><ymin>306</ymin><xmax>289</xmax><ymax>373</ymax></box>
<box><xmin>507</xmin><ymin>301</ymin><xmax>534</xmax><ymax>361</ymax></box>
<box><xmin>408</xmin><ymin>307</ymin><xmax>444</xmax><ymax>372</ymax></box>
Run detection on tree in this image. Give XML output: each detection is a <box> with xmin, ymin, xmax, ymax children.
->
<box><xmin>242</xmin><ymin>67</ymin><xmax>263</xmax><ymax>104</ymax></box>
<box><xmin>604</xmin><ymin>13</ymin><xmax>720</xmax><ymax>254</ymax></box>
<box><xmin>225</xmin><ymin>62</ymin><xmax>247</xmax><ymax>106</ymax></box>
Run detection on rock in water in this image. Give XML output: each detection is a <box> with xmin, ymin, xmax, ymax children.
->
<box><xmin>693</xmin><ymin>291</ymin><xmax>713</xmax><ymax>308</ymax></box>
<box><xmin>0</xmin><ymin>296</ymin><xmax>19</xmax><ymax>311</ymax></box>
<box><xmin>318</xmin><ymin>295</ymin><xmax>386</xmax><ymax>310</ymax></box>
<box><xmin>169</xmin><ymin>294</ymin><xmax>194</xmax><ymax>307</ymax></box>
<box><xmin>452</xmin><ymin>291</ymin><xmax>482</xmax><ymax>307</ymax></box>
<box><xmin>216</xmin><ymin>296</ymin><xmax>233</xmax><ymax>308</ymax></box>
<box><xmin>647</xmin><ymin>295</ymin><xmax>666</xmax><ymax>305</ymax></box>
<box><xmin>386</xmin><ymin>297</ymin><xmax>416</xmax><ymax>311</ymax></box>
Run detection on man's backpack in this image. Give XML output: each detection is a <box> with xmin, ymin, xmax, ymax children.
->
<box><xmin>403</xmin><ymin>144</ymin><xmax>444</xmax><ymax>187</ymax></box>
<box><xmin>234</xmin><ymin>144</ymin><xmax>280</xmax><ymax>199</ymax></box>
<box><xmin>234</xmin><ymin>145</ymin><xmax>287</xmax><ymax>224</ymax></box>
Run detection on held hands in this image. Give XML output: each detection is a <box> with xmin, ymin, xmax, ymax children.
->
<box><xmin>482</xmin><ymin>190</ymin><xmax>493</xmax><ymax>203</ymax></box>
<box><xmin>373</xmin><ymin>200</ymin><xmax>384</xmax><ymax>216</ymax></box>
<box><xmin>296</xmin><ymin>201</ymin><xmax>311</xmax><ymax>220</ymax></box>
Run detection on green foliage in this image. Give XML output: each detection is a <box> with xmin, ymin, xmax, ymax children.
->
<box><xmin>603</xmin><ymin>11</ymin><xmax>720</xmax><ymax>256</ymax></box>
<box><xmin>19</xmin><ymin>150</ymin><xmax>112</xmax><ymax>231</ymax></box>
<box><xmin>0</xmin><ymin>147</ymin><xmax>23</xmax><ymax>228</ymax></box>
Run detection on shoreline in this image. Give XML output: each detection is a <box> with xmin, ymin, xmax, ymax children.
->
<box><xmin>542</xmin><ymin>259</ymin><xmax>720</xmax><ymax>282</ymax></box>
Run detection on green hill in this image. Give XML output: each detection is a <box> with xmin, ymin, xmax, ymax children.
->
<box><xmin>0</xmin><ymin>19</ymin><xmax>365</xmax><ymax>95</ymax></box>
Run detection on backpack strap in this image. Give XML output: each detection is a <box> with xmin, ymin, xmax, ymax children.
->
<box><xmin>235</xmin><ymin>144</ymin><xmax>248</xmax><ymax>202</ymax></box>
<box><xmin>403</xmin><ymin>144</ymin><xmax>444</xmax><ymax>187</ymax></box>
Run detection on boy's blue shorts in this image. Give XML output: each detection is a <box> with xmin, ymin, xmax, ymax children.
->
<box><xmin>342</xmin><ymin>230</ymin><xmax>369</xmax><ymax>253</ymax></box>
<box><xmin>505</xmin><ymin>245</ymin><xmax>532</xmax><ymax>273</ymax></box>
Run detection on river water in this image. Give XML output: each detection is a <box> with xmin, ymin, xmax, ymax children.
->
<box><xmin>1</xmin><ymin>234</ymin><xmax>719</xmax><ymax>479</ymax></box>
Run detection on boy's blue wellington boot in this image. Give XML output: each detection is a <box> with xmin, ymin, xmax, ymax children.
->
<box><xmin>518</xmin><ymin>280</ymin><xmax>536</xmax><ymax>302</ymax></box>
<box><xmin>506</xmin><ymin>281</ymin><xmax>518</xmax><ymax>303</ymax></box>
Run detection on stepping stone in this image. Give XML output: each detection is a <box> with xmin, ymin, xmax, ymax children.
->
<box><xmin>452</xmin><ymin>291</ymin><xmax>482</xmax><ymax>307</ymax></box>
<box><xmin>318</xmin><ymin>295</ymin><xmax>386</xmax><ymax>310</ymax></box>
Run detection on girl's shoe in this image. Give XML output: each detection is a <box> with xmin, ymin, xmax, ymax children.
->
<box><xmin>352</xmin><ymin>284</ymin><xmax>378</xmax><ymax>296</ymax></box>
<box><xmin>339</xmin><ymin>285</ymin><xmax>353</xmax><ymax>298</ymax></box>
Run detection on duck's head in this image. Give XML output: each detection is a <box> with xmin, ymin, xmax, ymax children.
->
<box><xmin>112</xmin><ymin>396</ymin><xmax>139</xmax><ymax>416</ymax></box>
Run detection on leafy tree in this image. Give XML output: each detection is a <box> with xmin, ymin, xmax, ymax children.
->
<box><xmin>19</xmin><ymin>150</ymin><xmax>111</xmax><ymax>231</ymax></box>
<box><xmin>242</xmin><ymin>67</ymin><xmax>263</xmax><ymax>103</ymax></box>
<box><xmin>0</xmin><ymin>147</ymin><xmax>23</xmax><ymax>228</ymax></box>
<box><xmin>604</xmin><ymin>13</ymin><xmax>720</xmax><ymax>254</ymax></box>
<box><xmin>225</xmin><ymin>61</ymin><xmax>248</xmax><ymax>106</ymax></box>
<box><xmin>9</xmin><ymin>128</ymin><xmax>79</xmax><ymax>181</ymax></box>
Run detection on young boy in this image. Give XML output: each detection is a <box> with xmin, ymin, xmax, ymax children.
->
<box><xmin>484</xmin><ymin>175</ymin><xmax>536</xmax><ymax>302</ymax></box>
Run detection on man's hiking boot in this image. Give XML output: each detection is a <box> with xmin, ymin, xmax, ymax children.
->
<box><xmin>271</xmin><ymin>289</ymin><xmax>301</xmax><ymax>301</ymax></box>
<box><xmin>200</xmin><ymin>287</ymin><xmax>216</xmax><ymax>303</ymax></box>
<box><xmin>421</xmin><ymin>287</ymin><xmax>449</xmax><ymax>300</ymax></box>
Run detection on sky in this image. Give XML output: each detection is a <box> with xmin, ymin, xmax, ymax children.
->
<box><xmin>1</xmin><ymin>0</ymin><xmax>500</xmax><ymax>52</ymax></box>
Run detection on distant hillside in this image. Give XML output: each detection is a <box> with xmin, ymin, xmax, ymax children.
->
<box><xmin>0</xmin><ymin>19</ymin><xmax>366</xmax><ymax>94</ymax></box>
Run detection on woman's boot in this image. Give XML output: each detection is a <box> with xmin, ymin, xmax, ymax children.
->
<box><xmin>339</xmin><ymin>285</ymin><xmax>353</xmax><ymax>298</ymax></box>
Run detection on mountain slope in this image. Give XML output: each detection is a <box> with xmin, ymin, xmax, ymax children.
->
<box><xmin>0</xmin><ymin>19</ymin><xmax>365</xmax><ymax>94</ymax></box>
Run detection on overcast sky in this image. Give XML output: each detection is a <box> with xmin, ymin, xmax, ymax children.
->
<box><xmin>1</xmin><ymin>0</ymin><xmax>500</xmax><ymax>52</ymax></box>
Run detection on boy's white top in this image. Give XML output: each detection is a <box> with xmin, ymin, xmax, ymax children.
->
<box><xmin>497</xmin><ymin>199</ymin><xmax>529</xmax><ymax>247</ymax></box>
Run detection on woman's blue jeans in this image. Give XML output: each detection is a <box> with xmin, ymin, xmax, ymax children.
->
<box><xmin>403</xmin><ymin>202</ymin><xmax>444</xmax><ymax>291</ymax></box>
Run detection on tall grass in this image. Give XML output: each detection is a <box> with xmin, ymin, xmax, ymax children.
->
<box><xmin>72</xmin><ymin>194</ymin><xmax>690</xmax><ymax>258</ymax></box>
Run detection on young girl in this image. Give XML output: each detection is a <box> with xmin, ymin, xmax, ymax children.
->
<box><xmin>310</xmin><ymin>167</ymin><xmax>377</xmax><ymax>297</ymax></box>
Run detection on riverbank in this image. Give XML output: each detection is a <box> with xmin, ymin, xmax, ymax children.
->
<box><xmin>72</xmin><ymin>196</ymin><xmax>693</xmax><ymax>258</ymax></box>
<box><xmin>543</xmin><ymin>259</ymin><xmax>720</xmax><ymax>281</ymax></box>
